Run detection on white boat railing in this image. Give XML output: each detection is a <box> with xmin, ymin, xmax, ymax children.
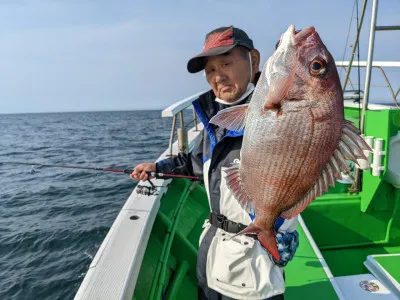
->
<box><xmin>337</xmin><ymin>61</ymin><xmax>400</xmax><ymax>67</ymax></box>
<box><xmin>161</xmin><ymin>90</ymin><xmax>207</xmax><ymax>156</ymax></box>
<box><xmin>336</xmin><ymin>61</ymin><xmax>400</xmax><ymax>107</ymax></box>
<box><xmin>161</xmin><ymin>91</ymin><xmax>206</xmax><ymax>118</ymax></box>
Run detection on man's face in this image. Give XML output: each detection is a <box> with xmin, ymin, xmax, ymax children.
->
<box><xmin>204</xmin><ymin>47</ymin><xmax>251</xmax><ymax>103</ymax></box>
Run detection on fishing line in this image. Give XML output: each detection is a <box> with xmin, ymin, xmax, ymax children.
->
<box><xmin>339</xmin><ymin>0</ymin><xmax>357</xmax><ymax>80</ymax></box>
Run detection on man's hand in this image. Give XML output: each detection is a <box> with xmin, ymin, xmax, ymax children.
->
<box><xmin>130</xmin><ymin>163</ymin><xmax>156</xmax><ymax>182</ymax></box>
<box><xmin>272</xmin><ymin>230</ymin><xmax>299</xmax><ymax>267</ymax></box>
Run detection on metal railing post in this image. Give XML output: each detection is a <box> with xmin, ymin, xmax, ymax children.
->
<box><xmin>193</xmin><ymin>107</ymin><xmax>198</xmax><ymax>131</ymax></box>
<box><xmin>177</xmin><ymin>111</ymin><xmax>189</xmax><ymax>153</ymax></box>
<box><xmin>168</xmin><ymin>116</ymin><xmax>177</xmax><ymax>156</ymax></box>
<box><xmin>349</xmin><ymin>0</ymin><xmax>378</xmax><ymax>194</ymax></box>
<box><xmin>360</xmin><ymin>0</ymin><xmax>379</xmax><ymax>132</ymax></box>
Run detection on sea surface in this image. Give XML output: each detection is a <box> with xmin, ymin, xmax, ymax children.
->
<box><xmin>0</xmin><ymin>110</ymin><xmax>187</xmax><ymax>300</ymax></box>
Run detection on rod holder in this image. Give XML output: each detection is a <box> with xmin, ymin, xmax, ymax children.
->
<box><xmin>357</xmin><ymin>135</ymin><xmax>374</xmax><ymax>170</ymax></box>
<box><xmin>371</xmin><ymin>138</ymin><xmax>386</xmax><ymax>176</ymax></box>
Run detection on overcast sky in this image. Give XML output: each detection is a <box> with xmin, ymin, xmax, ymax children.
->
<box><xmin>0</xmin><ymin>0</ymin><xmax>399</xmax><ymax>113</ymax></box>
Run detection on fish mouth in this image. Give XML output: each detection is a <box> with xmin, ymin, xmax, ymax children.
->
<box><xmin>293</xmin><ymin>26</ymin><xmax>315</xmax><ymax>43</ymax></box>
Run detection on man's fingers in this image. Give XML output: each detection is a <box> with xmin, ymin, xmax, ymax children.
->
<box><xmin>139</xmin><ymin>171</ymin><xmax>148</xmax><ymax>182</ymax></box>
<box><xmin>130</xmin><ymin>163</ymin><xmax>155</xmax><ymax>181</ymax></box>
<box><xmin>130</xmin><ymin>169</ymin><xmax>149</xmax><ymax>181</ymax></box>
<box><xmin>130</xmin><ymin>170</ymin><xmax>139</xmax><ymax>179</ymax></box>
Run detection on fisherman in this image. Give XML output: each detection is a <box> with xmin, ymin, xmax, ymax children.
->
<box><xmin>131</xmin><ymin>26</ymin><xmax>299</xmax><ymax>300</ymax></box>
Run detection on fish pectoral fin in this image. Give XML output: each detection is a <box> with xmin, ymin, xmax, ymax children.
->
<box><xmin>224</xmin><ymin>165</ymin><xmax>254</xmax><ymax>214</ymax></box>
<box><xmin>264</xmin><ymin>70</ymin><xmax>295</xmax><ymax>110</ymax></box>
<box><xmin>209</xmin><ymin>104</ymin><xmax>249</xmax><ymax>131</ymax></box>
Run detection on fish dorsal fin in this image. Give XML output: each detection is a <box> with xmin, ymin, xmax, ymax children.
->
<box><xmin>209</xmin><ymin>104</ymin><xmax>249</xmax><ymax>131</ymax></box>
<box><xmin>281</xmin><ymin>120</ymin><xmax>372</xmax><ymax>219</ymax></box>
<box><xmin>224</xmin><ymin>164</ymin><xmax>255</xmax><ymax>214</ymax></box>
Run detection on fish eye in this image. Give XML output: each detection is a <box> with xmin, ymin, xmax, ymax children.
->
<box><xmin>309</xmin><ymin>58</ymin><xmax>327</xmax><ymax>76</ymax></box>
<box><xmin>312</xmin><ymin>61</ymin><xmax>321</xmax><ymax>70</ymax></box>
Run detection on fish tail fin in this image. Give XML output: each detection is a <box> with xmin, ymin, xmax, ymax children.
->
<box><xmin>228</xmin><ymin>223</ymin><xmax>280</xmax><ymax>263</ymax></box>
<box><xmin>257</xmin><ymin>229</ymin><xmax>280</xmax><ymax>263</ymax></box>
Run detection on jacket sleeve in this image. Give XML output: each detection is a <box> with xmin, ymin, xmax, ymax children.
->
<box><xmin>155</xmin><ymin>129</ymin><xmax>205</xmax><ymax>177</ymax></box>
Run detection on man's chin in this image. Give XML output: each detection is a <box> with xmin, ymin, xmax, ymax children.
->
<box><xmin>218</xmin><ymin>91</ymin><xmax>239</xmax><ymax>103</ymax></box>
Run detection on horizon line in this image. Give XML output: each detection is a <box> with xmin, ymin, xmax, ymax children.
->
<box><xmin>0</xmin><ymin>108</ymin><xmax>166</xmax><ymax>115</ymax></box>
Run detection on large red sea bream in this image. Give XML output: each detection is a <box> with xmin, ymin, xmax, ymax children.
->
<box><xmin>210</xmin><ymin>25</ymin><xmax>371</xmax><ymax>262</ymax></box>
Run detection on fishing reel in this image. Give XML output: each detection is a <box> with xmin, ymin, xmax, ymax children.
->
<box><xmin>136</xmin><ymin>179</ymin><xmax>159</xmax><ymax>196</ymax></box>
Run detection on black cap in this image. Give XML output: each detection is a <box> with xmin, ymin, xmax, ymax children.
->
<box><xmin>187</xmin><ymin>26</ymin><xmax>254</xmax><ymax>73</ymax></box>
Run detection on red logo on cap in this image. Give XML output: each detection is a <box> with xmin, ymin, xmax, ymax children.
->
<box><xmin>203</xmin><ymin>27</ymin><xmax>234</xmax><ymax>52</ymax></box>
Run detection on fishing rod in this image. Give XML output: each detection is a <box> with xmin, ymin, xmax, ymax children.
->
<box><xmin>0</xmin><ymin>162</ymin><xmax>202</xmax><ymax>181</ymax></box>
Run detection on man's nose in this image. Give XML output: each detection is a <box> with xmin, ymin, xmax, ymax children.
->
<box><xmin>214</xmin><ymin>71</ymin><xmax>227</xmax><ymax>84</ymax></box>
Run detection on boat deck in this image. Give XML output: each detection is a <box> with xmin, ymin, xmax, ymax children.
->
<box><xmin>285</xmin><ymin>222</ymin><xmax>338</xmax><ymax>299</ymax></box>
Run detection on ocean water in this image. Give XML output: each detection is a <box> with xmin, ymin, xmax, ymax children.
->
<box><xmin>0</xmin><ymin>110</ymin><xmax>182</xmax><ymax>300</ymax></box>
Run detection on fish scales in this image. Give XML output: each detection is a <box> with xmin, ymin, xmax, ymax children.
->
<box><xmin>243</xmin><ymin>103</ymin><xmax>316</xmax><ymax>208</ymax></box>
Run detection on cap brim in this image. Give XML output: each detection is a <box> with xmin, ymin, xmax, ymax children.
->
<box><xmin>187</xmin><ymin>45</ymin><xmax>236</xmax><ymax>73</ymax></box>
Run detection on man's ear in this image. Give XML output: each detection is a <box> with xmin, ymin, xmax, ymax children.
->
<box><xmin>250</xmin><ymin>49</ymin><xmax>260</xmax><ymax>73</ymax></box>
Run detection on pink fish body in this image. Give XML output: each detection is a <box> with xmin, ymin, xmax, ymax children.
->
<box><xmin>210</xmin><ymin>25</ymin><xmax>371</xmax><ymax>262</ymax></box>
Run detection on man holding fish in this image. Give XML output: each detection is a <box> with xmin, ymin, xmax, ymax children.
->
<box><xmin>132</xmin><ymin>24</ymin><xmax>370</xmax><ymax>299</ymax></box>
<box><xmin>132</xmin><ymin>25</ymin><xmax>299</xmax><ymax>299</ymax></box>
